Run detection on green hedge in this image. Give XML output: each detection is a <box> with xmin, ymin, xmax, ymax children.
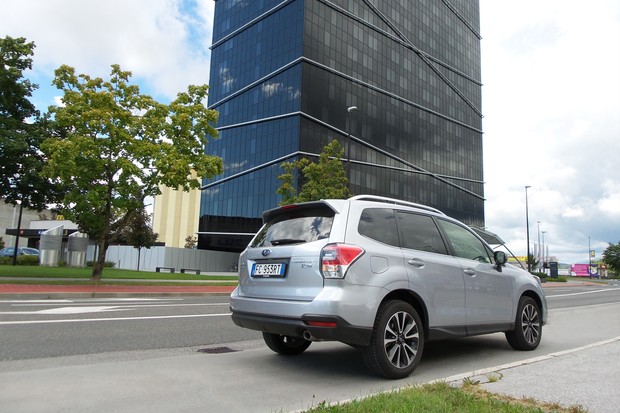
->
<box><xmin>86</xmin><ymin>260</ymin><xmax>116</xmax><ymax>268</ymax></box>
<box><xmin>0</xmin><ymin>255</ymin><xmax>40</xmax><ymax>266</ymax></box>
<box><xmin>536</xmin><ymin>273</ymin><xmax>567</xmax><ymax>282</ymax></box>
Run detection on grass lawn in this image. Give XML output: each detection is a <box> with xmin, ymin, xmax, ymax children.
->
<box><xmin>305</xmin><ymin>381</ymin><xmax>585</xmax><ymax>413</ymax></box>
<box><xmin>0</xmin><ymin>265</ymin><xmax>238</xmax><ymax>285</ymax></box>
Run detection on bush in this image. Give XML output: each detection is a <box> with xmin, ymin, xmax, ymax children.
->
<box><xmin>86</xmin><ymin>260</ymin><xmax>116</xmax><ymax>268</ymax></box>
<box><xmin>0</xmin><ymin>255</ymin><xmax>39</xmax><ymax>265</ymax></box>
<box><xmin>17</xmin><ymin>255</ymin><xmax>40</xmax><ymax>266</ymax></box>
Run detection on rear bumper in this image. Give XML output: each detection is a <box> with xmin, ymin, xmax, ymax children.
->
<box><xmin>231</xmin><ymin>310</ymin><xmax>372</xmax><ymax>346</ymax></box>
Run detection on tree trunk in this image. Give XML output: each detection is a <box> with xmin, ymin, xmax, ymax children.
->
<box><xmin>91</xmin><ymin>237</ymin><xmax>108</xmax><ymax>282</ymax></box>
<box><xmin>92</xmin><ymin>184</ymin><xmax>114</xmax><ymax>282</ymax></box>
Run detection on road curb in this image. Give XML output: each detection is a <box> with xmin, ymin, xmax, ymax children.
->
<box><xmin>429</xmin><ymin>336</ymin><xmax>620</xmax><ymax>385</ymax></box>
<box><xmin>289</xmin><ymin>336</ymin><xmax>620</xmax><ymax>413</ymax></box>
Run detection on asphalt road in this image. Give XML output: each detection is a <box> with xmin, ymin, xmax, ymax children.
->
<box><xmin>0</xmin><ymin>283</ymin><xmax>617</xmax><ymax>361</ymax></box>
<box><xmin>0</xmin><ymin>296</ymin><xmax>260</xmax><ymax>360</ymax></box>
<box><xmin>0</xmin><ymin>284</ymin><xmax>618</xmax><ymax>412</ymax></box>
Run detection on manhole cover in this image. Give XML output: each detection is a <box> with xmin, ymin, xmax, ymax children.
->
<box><xmin>197</xmin><ymin>346</ymin><xmax>240</xmax><ymax>354</ymax></box>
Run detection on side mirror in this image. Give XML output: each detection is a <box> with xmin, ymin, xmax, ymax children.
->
<box><xmin>494</xmin><ymin>251</ymin><xmax>507</xmax><ymax>272</ymax></box>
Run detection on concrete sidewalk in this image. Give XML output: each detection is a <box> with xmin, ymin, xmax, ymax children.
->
<box><xmin>447</xmin><ymin>338</ymin><xmax>620</xmax><ymax>413</ymax></box>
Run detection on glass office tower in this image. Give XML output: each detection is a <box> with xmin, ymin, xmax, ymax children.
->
<box><xmin>199</xmin><ymin>0</ymin><xmax>484</xmax><ymax>252</ymax></box>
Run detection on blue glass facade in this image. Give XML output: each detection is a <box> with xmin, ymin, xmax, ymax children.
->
<box><xmin>200</xmin><ymin>0</ymin><xmax>484</xmax><ymax>252</ymax></box>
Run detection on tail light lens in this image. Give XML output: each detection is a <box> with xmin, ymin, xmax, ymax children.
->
<box><xmin>320</xmin><ymin>244</ymin><xmax>364</xmax><ymax>279</ymax></box>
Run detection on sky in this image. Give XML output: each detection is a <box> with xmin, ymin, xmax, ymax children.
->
<box><xmin>1</xmin><ymin>0</ymin><xmax>618</xmax><ymax>264</ymax></box>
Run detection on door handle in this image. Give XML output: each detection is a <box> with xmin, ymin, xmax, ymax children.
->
<box><xmin>464</xmin><ymin>268</ymin><xmax>476</xmax><ymax>276</ymax></box>
<box><xmin>408</xmin><ymin>259</ymin><xmax>425</xmax><ymax>268</ymax></box>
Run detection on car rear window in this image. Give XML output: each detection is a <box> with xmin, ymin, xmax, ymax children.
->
<box><xmin>250</xmin><ymin>205</ymin><xmax>335</xmax><ymax>248</ymax></box>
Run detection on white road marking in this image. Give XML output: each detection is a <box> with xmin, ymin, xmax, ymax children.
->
<box><xmin>0</xmin><ymin>300</ymin><xmax>73</xmax><ymax>304</ymax></box>
<box><xmin>1</xmin><ymin>302</ymin><xmax>229</xmax><ymax>315</ymax></box>
<box><xmin>0</xmin><ymin>313</ymin><xmax>232</xmax><ymax>325</ymax></box>
<box><xmin>9</xmin><ymin>302</ymin><xmax>228</xmax><ymax>308</ymax></box>
<box><xmin>546</xmin><ymin>288</ymin><xmax>619</xmax><ymax>298</ymax></box>
<box><xmin>1</xmin><ymin>306</ymin><xmax>132</xmax><ymax>315</ymax></box>
<box><xmin>0</xmin><ymin>298</ymin><xmax>175</xmax><ymax>304</ymax></box>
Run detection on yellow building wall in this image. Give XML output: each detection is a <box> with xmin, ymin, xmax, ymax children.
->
<box><xmin>152</xmin><ymin>185</ymin><xmax>201</xmax><ymax>248</ymax></box>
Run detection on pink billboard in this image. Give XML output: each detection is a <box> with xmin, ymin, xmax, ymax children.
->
<box><xmin>570</xmin><ymin>264</ymin><xmax>598</xmax><ymax>277</ymax></box>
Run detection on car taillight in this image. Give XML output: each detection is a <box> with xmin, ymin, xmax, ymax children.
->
<box><xmin>320</xmin><ymin>244</ymin><xmax>364</xmax><ymax>279</ymax></box>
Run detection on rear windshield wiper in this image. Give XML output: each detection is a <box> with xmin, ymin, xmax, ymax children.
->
<box><xmin>270</xmin><ymin>239</ymin><xmax>307</xmax><ymax>246</ymax></box>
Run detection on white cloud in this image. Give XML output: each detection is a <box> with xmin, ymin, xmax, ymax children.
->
<box><xmin>562</xmin><ymin>206</ymin><xmax>584</xmax><ymax>218</ymax></box>
<box><xmin>1</xmin><ymin>0</ymin><xmax>215</xmax><ymax>101</ymax></box>
<box><xmin>481</xmin><ymin>0</ymin><xmax>620</xmax><ymax>263</ymax></box>
<box><xmin>597</xmin><ymin>180</ymin><xmax>620</xmax><ymax>218</ymax></box>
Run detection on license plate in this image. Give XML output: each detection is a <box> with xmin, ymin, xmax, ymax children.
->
<box><xmin>251</xmin><ymin>263</ymin><xmax>286</xmax><ymax>278</ymax></box>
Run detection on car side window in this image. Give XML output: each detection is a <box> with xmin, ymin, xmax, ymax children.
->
<box><xmin>437</xmin><ymin>219</ymin><xmax>493</xmax><ymax>263</ymax></box>
<box><xmin>358</xmin><ymin>208</ymin><xmax>399</xmax><ymax>247</ymax></box>
<box><xmin>396</xmin><ymin>212</ymin><xmax>448</xmax><ymax>255</ymax></box>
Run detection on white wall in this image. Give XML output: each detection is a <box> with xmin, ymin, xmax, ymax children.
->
<box><xmin>105</xmin><ymin>245</ymin><xmax>239</xmax><ymax>273</ymax></box>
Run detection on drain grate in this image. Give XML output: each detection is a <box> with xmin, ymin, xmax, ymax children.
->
<box><xmin>197</xmin><ymin>346</ymin><xmax>240</xmax><ymax>354</ymax></box>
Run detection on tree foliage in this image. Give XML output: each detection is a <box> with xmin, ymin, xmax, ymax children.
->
<box><xmin>0</xmin><ymin>36</ymin><xmax>37</xmax><ymax>126</ymax></box>
<box><xmin>185</xmin><ymin>235</ymin><xmax>198</xmax><ymax>249</ymax></box>
<box><xmin>42</xmin><ymin>64</ymin><xmax>223</xmax><ymax>280</ymax></box>
<box><xmin>526</xmin><ymin>253</ymin><xmax>539</xmax><ymax>272</ymax></box>
<box><xmin>115</xmin><ymin>209</ymin><xmax>158</xmax><ymax>250</ymax></box>
<box><xmin>602</xmin><ymin>241</ymin><xmax>620</xmax><ymax>275</ymax></box>
<box><xmin>0</xmin><ymin>36</ymin><xmax>62</xmax><ymax>210</ymax></box>
<box><xmin>115</xmin><ymin>208</ymin><xmax>158</xmax><ymax>272</ymax></box>
<box><xmin>277</xmin><ymin>140</ymin><xmax>350</xmax><ymax>206</ymax></box>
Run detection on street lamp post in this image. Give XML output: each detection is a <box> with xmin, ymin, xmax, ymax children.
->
<box><xmin>537</xmin><ymin>221</ymin><xmax>541</xmax><ymax>270</ymax></box>
<box><xmin>541</xmin><ymin>230</ymin><xmax>547</xmax><ymax>273</ymax></box>
<box><xmin>11</xmin><ymin>200</ymin><xmax>24</xmax><ymax>266</ymax></box>
<box><xmin>588</xmin><ymin>236</ymin><xmax>592</xmax><ymax>278</ymax></box>
<box><xmin>346</xmin><ymin>106</ymin><xmax>358</xmax><ymax>186</ymax></box>
<box><xmin>525</xmin><ymin>186</ymin><xmax>531</xmax><ymax>273</ymax></box>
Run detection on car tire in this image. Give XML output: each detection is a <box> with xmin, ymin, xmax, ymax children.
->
<box><xmin>262</xmin><ymin>332</ymin><xmax>311</xmax><ymax>355</ymax></box>
<box><xmin>505</xmin><ymin>296</ymin><xmax>542</xmax><ymax>351</ymax></box>
<box><xmin>362</xmin><ymin>300</ymin><xmax>424</xmax><ymax>379</ymax></box>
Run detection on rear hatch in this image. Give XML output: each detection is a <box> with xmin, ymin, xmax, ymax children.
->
<box><xmin>237</xmin><ymin>201</ymin><xmax>341</xmax><ymax>301</ymax></box>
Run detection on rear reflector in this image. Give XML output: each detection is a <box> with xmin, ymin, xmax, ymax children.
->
<box><xmin>306</xmin><ymin>321</ymin><xmax>337</xmax><ymax>328</ymax></box>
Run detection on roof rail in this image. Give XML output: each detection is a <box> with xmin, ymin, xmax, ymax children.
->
<box><xmin>348</xmin><ymin>195</ymin><xmax>445</xmax><ymax>215</ymax></box>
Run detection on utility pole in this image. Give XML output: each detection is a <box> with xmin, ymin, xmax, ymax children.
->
<box><xmin>525</xmin><ymin>186</ymin><xmax>531</xmax><ymax>272</ymax></box>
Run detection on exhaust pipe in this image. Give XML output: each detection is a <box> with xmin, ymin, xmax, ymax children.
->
<box><xmin>303</xmin><ymin>330</ymin><xmax>313</xmax><ymax>341</ymax></box>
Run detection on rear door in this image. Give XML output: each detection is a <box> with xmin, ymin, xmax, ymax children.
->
<box><xmin>397</xmin><ymin>212</ymin><xmax>466</xmax><ymax>329</ymax></box>
<box><xmin>436</xmin><ymin>219</ymin><xmax>514</xmax><ymax>325</ymax></box>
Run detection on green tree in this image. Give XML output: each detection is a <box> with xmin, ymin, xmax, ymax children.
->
<box><xmin>526</xmin><ymin>253</ymin><xmax>539</xmax><ymax>273</ymax></box>
<box><xmin>184</xmin><ymin>235</ymin><xmax>198</xmax><ymax>249</ymax></box>
<box><xmin>0</xmin><ymin>36</ymin><xmax>62</xmax><ymax>210</ymax></box>
<box><xmin>115</xmin><ymin>208</ymin><xmax>158</xmax><ymax>271</ymax></box>
<box><xmin>602</xmin><ymin>241</ymin><xmax>620</xmax><ymax>275</ymax></box>
<box><xmin>42</xmin><ymin>64</ymin><xmax>223</xmax><ymax>280</ymax></box>
<box><xmin>277</xmin><ymin>140</ymin><xmax>350</xmax><ymax>206</ymax></box>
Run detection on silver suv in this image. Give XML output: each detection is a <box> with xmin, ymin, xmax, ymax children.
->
<box><xmin>230</xmin><ymin>195</ymin><xmax>547</xmax><ymax>379</ymax></box>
